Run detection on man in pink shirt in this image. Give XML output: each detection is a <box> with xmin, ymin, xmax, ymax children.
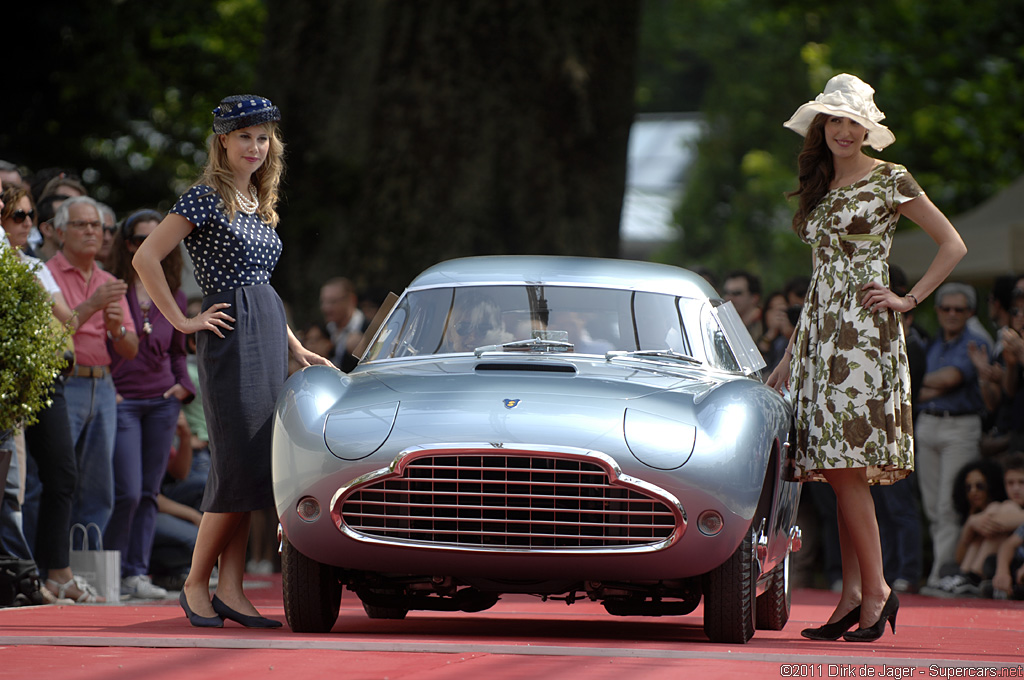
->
<box><xmin>47</xmin><ymin>196</ymin><xmax>138</xmax><ymax>540</ymax></box>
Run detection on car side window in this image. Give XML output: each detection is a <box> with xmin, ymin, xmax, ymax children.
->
<box><xmin>633</xmin><ymin>291</ymin><xmax>690</xmax><ymax>355</ymax></box>
<box><xmin>699</xmin><ymin>302</ymin><xmax>742</xmax><ymax>372</ymax></box>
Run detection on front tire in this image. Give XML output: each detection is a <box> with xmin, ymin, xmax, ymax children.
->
<box><xmin>281</xmin><ymin>533</ymin><xmax>342</xmax><ymax>633</ymax></box>
<box><xmin>755</xmin><ymin>551</ymin><xmax>791</xmax><ymax>630</ymax></box>
<box><xmin>703</xmin><ymin>528</ymin><xmax>757</xmax><ymax>643</ymax></box>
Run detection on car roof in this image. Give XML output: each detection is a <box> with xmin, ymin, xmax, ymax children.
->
<box><xmin>407</xmin><ymin>256</ymin><xmax>717</xmax><ymax>300</ymax></box>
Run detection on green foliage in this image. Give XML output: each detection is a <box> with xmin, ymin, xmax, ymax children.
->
<box><xmin>3</xmin><ymin>0</ymin><xmax>265</xmax><ymax>212</ymax></box>
<box><xmin>0</xmin><ymin>249</ymin><xmax>70</xmax><ymax>434</ymax></box>
<box><xmin>638</xmin><ymin>0</ymin><xmax>1024</xmax><ymax>292</ymax></box>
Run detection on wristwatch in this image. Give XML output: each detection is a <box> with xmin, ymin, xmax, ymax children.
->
<box><xmin>107</xmin><ymin>325</ymin><xmax>127</xmax><ymax>341</ymax></box>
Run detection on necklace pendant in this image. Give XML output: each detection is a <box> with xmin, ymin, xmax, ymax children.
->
<box><xmin>142</xmin><ymin>321</ymin><xmax>153</xmax><ymax>335</ymax></box>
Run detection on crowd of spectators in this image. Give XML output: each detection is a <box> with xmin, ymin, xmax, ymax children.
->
<box><xmin>2</xmin><ymin>159</ymin><xmax>1023</xmax><ymax>606</ymax></box>
<box><xmin>0</xmin><ymin>162</ymin><xmax>381</xmax><ymax>604</ymax></box>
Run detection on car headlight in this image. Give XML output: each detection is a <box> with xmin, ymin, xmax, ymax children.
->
<box><xmin>623</xmin><ymin>408</ymin><xmax>696</xmax><ymax>470</ymax></box>
<box><xmin>324</xmin><ymin>402</ymin><xmax>400</xmax><ymax>461</ymax></box>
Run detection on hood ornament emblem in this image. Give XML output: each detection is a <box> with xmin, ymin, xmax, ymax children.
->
<box><xmin>503</xmin><ymin>399</ymin><xmax>521</xmax><ymax>409</ymax></box>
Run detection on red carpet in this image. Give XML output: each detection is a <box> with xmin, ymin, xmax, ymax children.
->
<box><xmin>0</xmin><ymin>576</ymin><xmax>1021</xmax><ymax>680</ymax></box>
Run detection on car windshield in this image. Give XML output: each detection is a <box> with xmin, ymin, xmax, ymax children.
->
<box><xmin>363</xmin><ymin>285</ymin><xmax>743</xmax><ymax>372</ymax></box>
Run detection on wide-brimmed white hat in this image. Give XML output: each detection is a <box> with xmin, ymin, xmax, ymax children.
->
<box><xmin>783</xmin><ymin>73</ymin><xmax>895</xmax><ymax>151</ymax></box>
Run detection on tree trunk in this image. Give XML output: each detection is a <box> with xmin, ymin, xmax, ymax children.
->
<box><xmin>262</xmin><ymin>0</ymin><xmax>639</xmax><ymax>323</ymax></box>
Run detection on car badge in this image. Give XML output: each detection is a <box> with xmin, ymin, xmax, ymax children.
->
<box><xmin>503</xmin><ymin>399</ymin><xmax>521</xmax><ymax>409</ymax></box>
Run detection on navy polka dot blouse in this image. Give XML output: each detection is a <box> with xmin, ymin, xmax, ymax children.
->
<box><xmin>171</xmin><ymin>185</ymin><xmax>282</xmax><ymax>297</ymax></box>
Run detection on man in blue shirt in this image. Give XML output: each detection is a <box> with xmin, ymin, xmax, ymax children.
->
<box><xmin>917</xmin><ymin>282</ymin><xmax>990</xmax><ymax>589</ymax></box>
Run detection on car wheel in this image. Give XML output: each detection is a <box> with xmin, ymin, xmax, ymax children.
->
<box><xmin>281</xmin><ymin>533</ymin><xmax>342</xmax><ymax>633</ymax></box>
<box><xmin>703</xmin><ymin>527</ymin><xmax>757</xmax><ymax>643</ymax></box>
<box><xmin>755</xmin><ymin>551</ymin><xmax>791</xmax><ymax>630</ymax></box>
<box><xmin>362</xmin><ymin>602</ymin><xmax>409</xmax><ymax>620</ymax></box>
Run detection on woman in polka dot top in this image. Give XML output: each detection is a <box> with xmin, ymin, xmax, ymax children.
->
<box><xmin>133</xmin><ymin>94</ymin><xmax>332</xmax><ymax>629</ymax></box>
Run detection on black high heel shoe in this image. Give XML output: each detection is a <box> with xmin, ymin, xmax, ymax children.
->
<box><xmin>212</xmin><ymin>595</ymin><xmax>283</xmax><ymax>628</ymax></box>
<box><xmin>800</xmin><ymin>606</ymin><xmax>861</xmax><ymax>641</ymax></box>
<box><xmin>179</xmin><ymin>590</ymin><xmax>223</xmax><ymax>628</ymax></box>
<box><xmin>843</xmin><ymin>592</ymin><xmax>899</xmax><ymax>642</ymax></box>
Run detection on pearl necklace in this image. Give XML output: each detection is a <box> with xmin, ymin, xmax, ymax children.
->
<box><xmin>234</xmin><ymin>184</ymin><xmax>259</xmax><ymax>214</ymax></box>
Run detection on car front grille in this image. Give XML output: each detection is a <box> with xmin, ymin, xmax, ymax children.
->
<box><xmin>334</xmin><ymin>450</ymin><xmax>682</xmax><ymax>552</ymax></box>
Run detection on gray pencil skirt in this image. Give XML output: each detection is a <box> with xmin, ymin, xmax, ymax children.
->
<box><xmin>196</xmin><ymin>284</ymin><xmax>287</xmax><ymax>513</ymax></box>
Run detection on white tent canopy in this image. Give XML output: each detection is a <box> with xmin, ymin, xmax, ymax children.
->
<box><xmin>619</xmin><ymin>113</ymin><xmax>703</xmax><ymax>260</ymax></box>
<box><xmin>889</xmin><ymin>174</ymin><xmax>1024</xmax><ymax>283</ymax></box>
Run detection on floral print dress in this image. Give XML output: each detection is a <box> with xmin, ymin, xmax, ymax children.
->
<box><xmin>790</xmin><ymin>162</ymin><xmax>922</xmax><ymax>484</ymax></box>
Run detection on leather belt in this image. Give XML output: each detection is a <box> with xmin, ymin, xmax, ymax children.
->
<box><xmin>70</xmin><ymin>365</ymin><xmax>109</xmax><ymax>379</ymax></box>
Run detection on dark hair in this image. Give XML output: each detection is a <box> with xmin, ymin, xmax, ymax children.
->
<box><xmin>990</xmin><ymin>275</ymin><xmax>1018</xmax><ymax>312</ymax></box>
<box><xmin>1004</xmin><ymin>452</ymin><xmax>1024</xmax><ymax>475</ymax></box>
<box><xmin>303</xmin><ymin>321</ymin><xmax>332</xmax><ymax>340</ymax></box>
<box><xmin>108</xmin><ymin>208</ymin><xmax>182</xmax><ymax>292</ymax></box>
<box><xmin>783</xmin><ymin>275</ymin><xmax>810</xmax><ymax>301</ymax></box>
<box><xmin>952</xmin><ymin>458</ymin><xmax>1007</xmax><ymax>523</ymax></box>
<box><xmin>724</xmin><ymin>270</ymin><xmax>762</xmax><ymax>296</ymax></box>
<box><xmin>761</xmin><ymin>290</ymin><xmax>786</xmax><ymax>316</ymax></box>
<box><xmin>787</xmin><ymin>113</ymin><xmax>836</xmax><ymax>233</ymax></box>
<box><xmin>35</xmin><ymin>194</ymin><xmax>63</xmax><ymax>225</ymax></box>
<box><xmin>120</xmin><ymin>209</ymin><xmax>164</xmax><ymax>242</ymax></box>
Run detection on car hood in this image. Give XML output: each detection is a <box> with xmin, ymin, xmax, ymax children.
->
<box><xmin>321</xmin><ymin>357</ymin><xmax>728</xmax><ymax>464</ymax></box>
<box><xmin>364</xmin><ymin>355</ymin><xmax>721</xmax><ymax>399</ymax></box>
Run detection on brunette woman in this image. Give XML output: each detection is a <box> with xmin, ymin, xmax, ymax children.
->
<box><xmin>767</xmin><ymin>74</ymin><xmax>967</xmax><ymax>641</ymax></box>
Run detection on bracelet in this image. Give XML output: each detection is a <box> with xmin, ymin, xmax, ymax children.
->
<box><xmin>107</xmin><ymin>325</ymin><xmax>127</xmax><ymax>341</ymax></box>
<box><xmin>906</xmin><ymin>293</ymin><xmax>919</xmax><ymax>308</ymax></box>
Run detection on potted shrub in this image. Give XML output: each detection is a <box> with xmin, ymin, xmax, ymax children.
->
<box><xmin>0</xmin><ymin>246</ymin><xmax>70</xmax><ymax>437</ymax></box>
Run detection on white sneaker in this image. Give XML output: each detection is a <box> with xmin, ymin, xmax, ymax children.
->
<box><xmin>121</xmin><ymin>574</ymin><xmax>169</xmax><ymax>600</ymax></box>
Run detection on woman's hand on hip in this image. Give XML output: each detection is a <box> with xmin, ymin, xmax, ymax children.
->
<box><xmin>179</xmin><ymin>302</ymin><xmax>235</xmax><ymax>337</ymax></box>
<box><xmin>860</xmin><ymin>281</ymin><xmax>914</xmax><ymax>313</ymax></box>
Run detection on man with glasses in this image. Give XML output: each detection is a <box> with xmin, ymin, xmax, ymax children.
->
<box><xmin>917</xmin><ymin>282</ymin><xmax>990</xmax><ymax>589</ymax></box>
<box><xmin>46</xmin><ymin>196</ymin><xmax>138</xmax><ymax>541</ymax></box>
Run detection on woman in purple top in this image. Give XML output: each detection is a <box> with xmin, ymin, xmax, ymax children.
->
<box><xmin>105</xmin><ymin>209</ymin><xmax>194</xmax><ymax>600</ymax></box>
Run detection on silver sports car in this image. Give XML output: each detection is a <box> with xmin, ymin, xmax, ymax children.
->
<box><xmin>273</xmin><ymin>256</ymin><xmax>801</xmax><ymax>643</ymax></box>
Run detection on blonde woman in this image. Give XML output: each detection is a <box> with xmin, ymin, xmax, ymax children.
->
<box><xmin>133</xmin><ymin>95</ymin><xmax>330</xmax><ymax>628</ymax></box>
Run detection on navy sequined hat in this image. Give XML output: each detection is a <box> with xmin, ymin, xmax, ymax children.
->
<box><xmin>212</xmin><ymin>94</ymin><xmax>281</xmax><ymax>134</ymax></box>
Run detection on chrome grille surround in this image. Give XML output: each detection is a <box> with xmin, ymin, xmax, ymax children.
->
<box><xmin>330</xmin><ymin>443</ymin><xmax>686</xmax><ymax>553</ymax></box>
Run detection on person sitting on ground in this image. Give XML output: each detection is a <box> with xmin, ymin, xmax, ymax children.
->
<box><xmin>991</xmin><ymin>519</ymin><xmax>1024</xmax><ymax>600</ymax></box>
<box><xmin>923</xmin><ymin>453</ymin><xmax>1024</xmax><ymax>597</ymax></box>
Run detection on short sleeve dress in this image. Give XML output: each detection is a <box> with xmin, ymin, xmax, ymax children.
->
<box><xmin>789</xmin><ymin>162</ymin><xmax>923</xmax><ymax>485</ymax></box>
<box><xmin>170</xmin><ymin>184</ymin><xmax>288</xmax><ymax>512</ymax></box>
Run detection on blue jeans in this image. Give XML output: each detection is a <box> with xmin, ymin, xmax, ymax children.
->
<box><xmin>1</xmin><ymin>434</ymin><xmax>33</xmax><ymax>560</ymax></box>
<box><xmin>64</xmin><ymin>374</ymin><xmax>118</xmax><ymax>545</ymax></box>
<box><xmin>104</xmin><ymin>396</ymin><xmax>181</xmax><ymax>577</ymax></box>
